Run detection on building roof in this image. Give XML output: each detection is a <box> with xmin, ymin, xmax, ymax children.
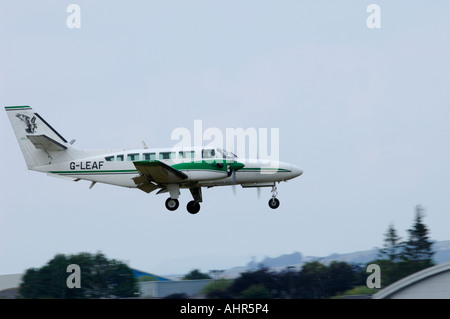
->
<box><xmin>132</xmin><ymin>269</ymin><xmax>171</xmax><ymax>281</ymax></box>
<box><xmin>373</xmin><ymin>261</ymin><xmax>450</xmax><ymax>299</ymax></box>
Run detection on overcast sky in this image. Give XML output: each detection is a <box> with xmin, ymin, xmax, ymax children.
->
<box><xmin>1</xmin><ymin>1</ymin><xmax>450</xmax><ymax>276</ymax></box>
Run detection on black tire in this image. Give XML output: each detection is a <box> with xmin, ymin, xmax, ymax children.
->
<box><xmin>165</xmin><ymin>198</ymin><xmax>179</xmax><ymax>211</ymax></box>
<box><xmin>187</xmin><ymin>201</ymin><xmax>201</xmax><ymax>214</ymax></box>
<box><xmin>268</xmin><ymin>198</ymin><xmax>280</xmax><ymax>209</ymax></box>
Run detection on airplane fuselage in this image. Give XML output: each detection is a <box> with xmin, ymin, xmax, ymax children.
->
<box><xmin>41</xmin><ymin>147</ymin><xmax>302</xmax><ymax>189</ymax></box>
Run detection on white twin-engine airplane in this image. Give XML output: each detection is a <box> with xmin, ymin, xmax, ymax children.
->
<box><xmin>5</xmin><ymin>105</ymin><xmax>303</xmax><ymax>214</ymax></box>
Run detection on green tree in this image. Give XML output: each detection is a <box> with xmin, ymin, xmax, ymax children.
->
<box><xmin>182</xmin><ymin>269</ymin><xmax>212</xmax><ymax>280</ymax></box>
<box><xmin>402</xmin><ymin>205</ymin><xmax>435</xmax><ymax>266</ymax></box>
<box><xmin>203</xmin><ymin>278</ymin><xmax>233</xmax><ymax>299</ymax></box>
<box><xmin>239</xmin><ymin>284</ymin><xmax>273</xmax><ymax>299</ymax></box>
<box><xmin>297</xmin><ymin>261</ymin><xmax>328</xmax><ymax>299</ymax></box>
<box><xmin>278</xmin><ymin>267</ymin><xmax>302</xmax><ymax>298</ymax></box>
<box><xmin>228</xmin><ymin>268</ymin><xmax>280</xmax><ymax>298</ymax></box>
<box><xmin>19</xmin><ymin>252</ymin><xmax>138</xmax><ymax>299</ymax></box>
<box><xmin>378</xmin><ymin>223</ymin><xmax>403</xmax><ymax>263</ymax></box>
<box><xmin>326</xmin><ymin>261</ymin><xmax>355</xmax><ymax>297</ymax></box>
<box><xmin>369</xmin><ymin>205</ymin><xmax>436</xmax><ymax>288</ymax></box>
<box><xmin>203</xmin><ymin>262</ymin><xmax>365</xmax><ymax>299</ymax></box>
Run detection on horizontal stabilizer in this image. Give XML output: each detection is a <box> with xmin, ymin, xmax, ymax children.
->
<box><xmin>27</xmin><ymin>134</ymin><xmax>67</xmax><ymax>151</ymax></box>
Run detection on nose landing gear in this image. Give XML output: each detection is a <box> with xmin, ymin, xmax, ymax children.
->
<box><xmin>268</xmin><ymin>183</ymin><xmax>280</xmax><ymax>209</ymax></box>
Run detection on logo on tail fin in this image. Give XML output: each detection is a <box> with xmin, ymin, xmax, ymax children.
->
<box><xmin>16</xmin><ymin>114</ymin><xmax>37</xmax><ymax>133</ymax></box>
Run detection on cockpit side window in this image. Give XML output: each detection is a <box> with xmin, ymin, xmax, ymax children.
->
<box><xmin>105</xmin><ymin>156</ymin><xmax>115</xmax><ymax>162</ymax></box>
<box><xmin>202</xmin><ymin>149</ymin><xmax>216</xmax><ymax>159</ymax></box>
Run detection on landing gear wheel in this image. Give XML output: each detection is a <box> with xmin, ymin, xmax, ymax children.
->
<box><xmin>268</xmin><ymin>198</ymin><xmax>280</xmax><ymax>209</ymax></box>
<box><xmin>165</xmin><ymin>198</ymin><xmax>179</xmax><ymax>211</ymax></box>
<box><xmin>187</xmin><ymin>200</ymin><xmax>201</xmax><ymax>215</ymax></box>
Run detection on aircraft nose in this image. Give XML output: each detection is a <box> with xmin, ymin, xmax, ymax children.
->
<box><xmin>291</xmin><ymin>165</ymin><xmax>303</xmax><ymax>178</ymax></box>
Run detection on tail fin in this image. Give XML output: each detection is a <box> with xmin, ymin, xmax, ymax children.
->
<box><xmin>5</xmin><ymin>105</ymin><xmax>72</xmax><ymax>169</ymax></box>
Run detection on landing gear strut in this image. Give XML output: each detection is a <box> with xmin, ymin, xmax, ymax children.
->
<box><xmin>268</xmin><ymin>183</ymin><xmax>280</xmax><ymax>209</ymax></box>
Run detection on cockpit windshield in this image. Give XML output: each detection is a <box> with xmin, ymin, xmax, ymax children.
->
<box><xmin>216</xmin><ymin>148</ymin><xmax>237</xmax><ymax>159</ymax></box>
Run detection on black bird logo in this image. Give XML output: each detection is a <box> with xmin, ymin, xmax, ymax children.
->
<box><xmin>16</xmin><ymin>113</ymin><xmax>37</xmax><ymax>133</ymax></box>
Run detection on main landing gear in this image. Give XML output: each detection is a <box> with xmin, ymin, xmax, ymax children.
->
<box><xmin>166</xmin><ymin>198</ymin><xmax>200</xmax><ymax>214</ymax></box>
<box><xmin>165</xmin><ymin>198</ymin><xmax>179</xmax><ymax>211</ymax></box>
<box><xmin>186</xmin><ymin>200</ymin><xmax>201</xmax><ymax>214</ymax></box>
<box><xmin>164</xmin><ymin>186</ymin><xmax>203</xmax><ymax>215</ymax></box>
<box><xmin>268</xmin><ymin>183</ymin><xmax>280</xmax><ymax>209</ymax></box>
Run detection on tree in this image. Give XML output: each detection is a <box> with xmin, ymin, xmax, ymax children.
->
<box><xmin>326</xmin><ymin>261</ymin><xmax>355</xmax><ymax>297</ymax></box>
<box><xmin>297</xmin><ymin>261</ymin><xmax>328</xmax><ymax>299</ymax></box>
<box><xmin>203</xmin><ymin>261</ymin><xmax>365</xmax><ymax>299</ymax></box>
<box><xmin>378</xmin><ymin>223</ymin><xmax>403</xmax><ymax>263</ymax></box>
<box><xmin>203</xmin><ymin>278</ymin><xmax>233</xmax><ymax>299</ymax></box>
<box><xmin>19</xmin><ymin>252</ymin><xmax>138</xmax><ymax>299</ymax></box>
<box><xmin>182</xmin><ymin>269</ymin><xmax>212</xmax><ymax>280</ymax></box>
<box><xmin>239</xmin><ymin>284</ymin><xmax>273</xmax><ymax>299</ymax></box>
<box><xmin>403</xmin><ymin>205</ymin><xmax>434</xmax><ymax>264</ymax></box>
<box><xmin>228</xmin><ymin>268</ymin><xmax>280</xmax><ymax>298</ymax></box>
<box><xmin>370</xmin><ymin>205</ymin><xmax>436</xmax><ymax>287</ymax></box>
<box><xmin>278</xmin><ymin>267</ymin><xmax>302</xmax><ymax>298</ymax></box>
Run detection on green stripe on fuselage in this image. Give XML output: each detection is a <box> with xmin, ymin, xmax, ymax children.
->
<box><xmin>173</xmin><ymin>159</ymin><xmax>244</xmax><ymax>172</ymax></box>
<box><xmin>50</xmin><ymin>169</ymin><xmax>138</xmax><ymax>174</ymax></box>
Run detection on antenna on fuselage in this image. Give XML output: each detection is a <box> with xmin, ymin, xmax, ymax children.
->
<box><xmin>142</xmin><ymin>141</ymin><xmax>148</xmax><ymax>149</ymax></box>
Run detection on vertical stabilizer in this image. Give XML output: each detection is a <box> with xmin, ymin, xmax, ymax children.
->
<box><xmin>5</xmin><ymin>106</ymin><xmax>71</xmax><ymax>169</ymax></box>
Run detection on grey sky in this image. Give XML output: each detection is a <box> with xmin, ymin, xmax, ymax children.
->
<box><xmin>1</xmin><ymin>1</ymin><xmax>450</xmax><ymax>275</ymax></box>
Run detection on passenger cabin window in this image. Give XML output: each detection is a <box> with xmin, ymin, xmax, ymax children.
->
<box><xmin>105</xmin><ymin>156</ymin><xmax>115</xmax><ymax>161</ymax></box>
<box><xmin>127</xmin><ymin>153</ymin><xmax>140</xmax><ymax>161</ymax></box>
<box><xmin>159</xmin><ymin>152</ymin><xmax>175</xmax><ymax>160</ymax></box>
<box><xmin>143</xmin><ymin>153</ymin><xmax>156</xmax><ymax>161</ymax></box>
<box><xmin>202</xmin><ymin>149</ymin><xmax>216</xmax><ymax>159</ymax></box>
<box><xmin>116</xmin><ymin>154</ymin><xmax>124</xmax><ymax>161</ymax></box>
<box><xmin>179</xmin><ymin>151</ymin><xmax>195</xmax><ymax>159</ymax></box>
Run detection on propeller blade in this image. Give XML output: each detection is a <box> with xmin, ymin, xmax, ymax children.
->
<box><xmin>232</xmin><ymin>170</ymin><xmax>237</xmax><ymax>195</ymax></box>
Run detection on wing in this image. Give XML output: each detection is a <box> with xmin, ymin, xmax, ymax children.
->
<box><xmin>132</xmin><ymin>160</ymin><xmax>188</xmax><ymax>193</ymax></box>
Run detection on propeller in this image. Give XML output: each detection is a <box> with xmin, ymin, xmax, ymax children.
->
<box><xmin>232</xmin><ymin>169</ymin><xmax>237</xmax><ymax>195</ymax></box>
<box><xmin>226</xmin><ymin>161</ymin><xmax>244</xmax><ymax>195</ymax></box>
